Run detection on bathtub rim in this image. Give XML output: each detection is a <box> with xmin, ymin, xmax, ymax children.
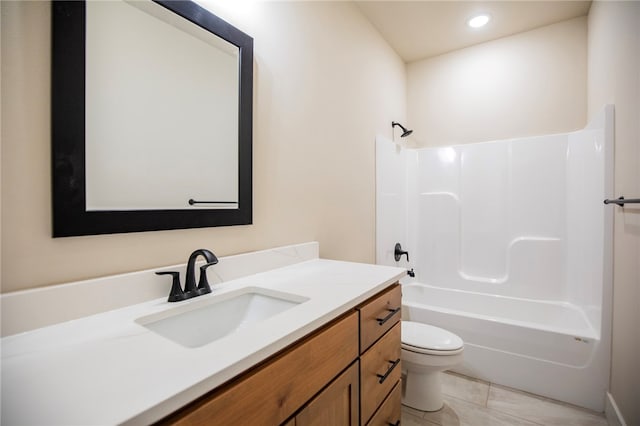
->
<box><xmin>401</xmin><ymin>281</ymin><xmax>599</xmax><ymax>341</ymax></box>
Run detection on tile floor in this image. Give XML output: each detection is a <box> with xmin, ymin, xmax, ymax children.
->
<box><xmin>401</xmin><ymin>372</ymin><xmax>609</xmax><ymax>426</ymax></box>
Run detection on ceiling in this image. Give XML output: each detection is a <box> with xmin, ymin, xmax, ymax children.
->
<box><xmin>354</xmin><ymin>1</ymin><xmax>592</xmax><ymax>63</ymax></box>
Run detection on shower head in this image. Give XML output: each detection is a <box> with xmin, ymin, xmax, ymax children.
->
<box><xmin>392</xmin><ymin>121</ymin><xmax>413</xmax><ymax>137</ymax></box>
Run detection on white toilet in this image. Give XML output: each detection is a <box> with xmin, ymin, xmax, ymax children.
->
<box><xmin>401</xmin><ymin>320</ymin><xmax>464</xmax><ymax>411</ymax></box>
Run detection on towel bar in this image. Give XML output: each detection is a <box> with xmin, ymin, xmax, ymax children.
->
<box><xmin>603</xmin><ymin>196</ymin><xmax>640</xmax><ymax>207</ymax></box>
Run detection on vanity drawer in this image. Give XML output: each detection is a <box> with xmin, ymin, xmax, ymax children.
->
<box><xmin>365</xmin><ymin>380</ymin><xmax>401</xmax><ymax>426</ymax></box>
<box><xmin>358</xmin><ymin>284</ymin><xmax>401</xmax><ymax>352</ymax></box>
<box><xmin>360</xmin><ymin>322</ymin><xmax>401</xmax><ymax>424</ymax></box>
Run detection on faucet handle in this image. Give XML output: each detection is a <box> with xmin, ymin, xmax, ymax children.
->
<box><xmin>196</xmin><ymin>261</ymin><xmax>217</xmax><ymax>296</ymax></box>
<box><xmin>394</xmin><ymin>243</ymin><xmax>409</xmax><ymax>262</ymax></box>
<box><xmin>156</xmin><ymin>271</ymin><xmax>188</xmax><ymax>303</ymax></box>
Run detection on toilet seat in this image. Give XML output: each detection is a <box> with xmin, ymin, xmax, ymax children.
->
<box><xmin>402</xmin><ymin>321</ymin><xmax>464</xmax><ymax>355</ymax></box>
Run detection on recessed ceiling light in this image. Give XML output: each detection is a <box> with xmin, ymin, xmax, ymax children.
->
<box><xmin>467</xmin><ymin>14</ymin><xmax>490</xmax><ymax>28</ymax></box>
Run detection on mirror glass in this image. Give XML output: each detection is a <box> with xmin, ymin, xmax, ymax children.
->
<box><xmin>85</xmin><ymin>1</ymin><xmax>239</xmax><ymax>210</ymax></box>
<box><xmin>52</xmin><ymin>0</ymin><xmax>253</xmax><ymax>236</ymax></box>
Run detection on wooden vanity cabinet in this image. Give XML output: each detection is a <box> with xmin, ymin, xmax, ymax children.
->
<box><xmin>157</xmin><ymin>283</ymin><xmax>401</xmax><ymax>426</ymax></box>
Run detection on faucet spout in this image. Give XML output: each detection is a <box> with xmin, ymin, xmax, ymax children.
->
<box><xmin>184</xmin><ymin>249</ymin><xmax>218</xmax><ymax>295</ymax></box>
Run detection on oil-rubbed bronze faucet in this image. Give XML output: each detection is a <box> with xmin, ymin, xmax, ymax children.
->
<box><xmin>184</xmin><ymin>249</ymin><xmax>218</xmax><ymax>296</ymax></box>
<box><xmin>155</xmin><ymin>249</ymin><xmax>219</xmax><ymax>302</ymax></box>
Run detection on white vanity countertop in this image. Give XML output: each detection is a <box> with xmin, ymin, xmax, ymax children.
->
<box><xmin>1</xmin><ymin>258</ymin><xmax>405</xmax><ymax>425</ymax></box>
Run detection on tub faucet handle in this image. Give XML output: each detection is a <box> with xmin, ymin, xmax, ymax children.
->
<box><xmin>394</xmin><ymin>243</ymin><xmax>409</xmax><ymax>262</ymax></box>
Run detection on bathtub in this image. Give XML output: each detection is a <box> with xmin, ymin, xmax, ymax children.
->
<box><xmin>402</xmin><ymin>282</ymin><xmax>608</xmax><ymax>411</ymax></box>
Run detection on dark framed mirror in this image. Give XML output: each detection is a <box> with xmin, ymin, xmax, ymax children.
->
<box><xmin>51</xmin><ymin>0</ymin><xmax>253</xmax><ymax>237</ymax></box>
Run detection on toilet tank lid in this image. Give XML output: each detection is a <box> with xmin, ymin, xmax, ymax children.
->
<box><xmin>402</xmin><ymin>321</ymin><xmax>463</xmax><ymax>351</ymax></box>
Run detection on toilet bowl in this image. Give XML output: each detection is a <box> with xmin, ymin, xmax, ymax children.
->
<box><xmin>401</xmin><ymin>320</ymin><xmax>464</xmax><ymax>412</ymax></box>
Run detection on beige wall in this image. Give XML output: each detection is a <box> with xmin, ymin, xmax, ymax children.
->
<box><xmin>0</xmin><ymin>1</ymin><xmax>406</xmax><ymax>292</ymax></box>
<box><xmin>407</xmin><ymin>17</ymin><xmax>587</xmax><ymax>147</ymax></box>
<box><xmin>587</xmin><ymin>2</ymin><xmax>640</xmax><ymax>424</ymax></box>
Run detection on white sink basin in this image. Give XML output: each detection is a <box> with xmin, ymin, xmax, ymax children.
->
<box><xmin>136</xmin><ymin>287</ymin><xmax>309</xmax><ymax>348</ymax></box>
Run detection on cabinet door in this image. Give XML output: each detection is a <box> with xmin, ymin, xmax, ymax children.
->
<box><xmin>296</xmin><ymin>361</ymin><xmax>360</xmax><ymax>426</ymax></box>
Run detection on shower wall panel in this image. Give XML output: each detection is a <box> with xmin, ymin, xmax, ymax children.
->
<box><xmin>408</xmin><ymin>136</ymin><xmax>570</xmax><ymax>302</ymax></box>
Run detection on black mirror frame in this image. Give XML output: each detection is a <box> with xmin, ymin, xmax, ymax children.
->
<box><xmin>51</xmin><ymin>0</ymin><xmax>253</xmax><ymax>237</ymax></box>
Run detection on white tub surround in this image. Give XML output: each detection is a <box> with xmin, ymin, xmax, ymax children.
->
<box><xmin>376</xmin><ymin>106</ymin><xmax>613</xmax><ymax>411</ymax></box>
<box><xmin>0</xmin><ymin>243</ymin><xmax>406</xmax><ymax>425</ymax></box>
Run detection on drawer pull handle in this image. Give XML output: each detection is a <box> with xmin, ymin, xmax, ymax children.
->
<box><xmin>376</xmin><ymin>307</ymin><xmax>400</xmax><ymax>325</ymax></box>
<box><xmin>388</xmin><ymin>421</ymin><xmax>400</xmax><ymax>426</ymax></box>
<box><xmin>376</xmin><ymin>358</ymin><xmax>400</xmax><ymax>384</ymax></box>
